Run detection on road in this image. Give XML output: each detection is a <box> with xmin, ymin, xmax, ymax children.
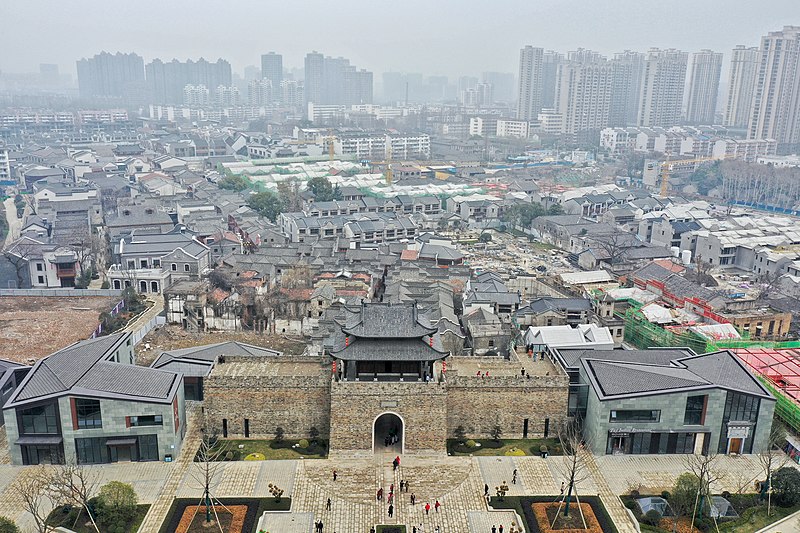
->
<box><xmin>3</xmin><ymin>196</ymin><xmax>23</xmax><ymax>247</ymax></box>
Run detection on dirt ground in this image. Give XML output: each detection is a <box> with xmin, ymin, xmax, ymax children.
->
<box><xmin>0</xmin><ymin>296</ymin><xmax>118</xmax><ymax>363</ymax></box>
<box><xmin>135</xmin><ymin>324</ymin><xmax>309</xmax><ymax>366</ymax></box>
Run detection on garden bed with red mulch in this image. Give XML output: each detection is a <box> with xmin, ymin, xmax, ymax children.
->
<box><xmin>533</xmin><ymin>502</ymin><xmax>603</xmax><ymax>532</ymax></box>
<box><xmin>175</xmin><ymin>505</ymin><xmax>247</xmax><ymax>533</ymax></box>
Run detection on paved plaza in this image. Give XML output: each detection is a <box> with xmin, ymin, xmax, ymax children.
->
<box><xmin>0</xmin><ymin>413</ymin><xmax>797</xmax><ymax>533</ymax></box>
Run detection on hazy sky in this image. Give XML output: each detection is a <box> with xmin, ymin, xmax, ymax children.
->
<box><xmin>0</xmin><ymin>0</ymin><xmax>795</xmax><ymax>78</ymax></box>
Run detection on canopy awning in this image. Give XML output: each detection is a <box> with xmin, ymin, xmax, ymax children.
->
<box><xmin>16</xmin><ymin>436</ymin><xmax>63</xmax><ymax>445</ymax></box>
<box><xmin>105</xmin><ymin>438</ymin><xmax>137</xmax><ymax>446</ymax></box>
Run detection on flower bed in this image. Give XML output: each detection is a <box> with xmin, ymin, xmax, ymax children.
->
<box><xmin>158</xmin><ymin>498</ymin><xmax>270</xmax><ymax>533</ymax></box>
<box><xmin>490</xmin><ymin>496</ymin><xmax>619</xmax><ymax>533</ymax></box>
<box><xmin>176</xmin><ymin>505</ymin><xmax>247</xmax><ymax>533</ymax></box>
<box><xmin>532</xmin><ymin>502</ymin><xmax>603</xmax><ymax>533</ymax></box>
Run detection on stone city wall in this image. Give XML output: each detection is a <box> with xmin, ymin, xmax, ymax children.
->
<box><xmin>204</xmin><ymin>371</ymin><xmax>331</xmax><ymax>440</ymax></box>
<box><xmin>329</xmin><ymin>381</ymin><xmax>448</xmax><ymax>453</ymax></box>
<box><xmin>446</xmin><ymin>372</ymin><xmax>569</xmax><ymax>440</ymax></box>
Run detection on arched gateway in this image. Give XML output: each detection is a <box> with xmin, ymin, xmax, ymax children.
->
<box><xmin>328</xmin><ymin>302</ymin><xmax>449</xmax><ymax>453</ymax></box>
<box><xmin>373</xmin><ymin>412</ymin><xmax>404</xmax><ymax>454</ymax></box>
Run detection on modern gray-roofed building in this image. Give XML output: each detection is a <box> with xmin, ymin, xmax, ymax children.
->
<box><xmin>564</xmin><ymin>348</ymin><xmax>775</xmax><ymax>456</ymax></box>
<box><xmin>515</xmin><ymin>297</ymin><xmax>592</xmax><ymax>327</ymax></box>
<box><xmin>106</xmin><ymin>204</ymin><xmax>175</xmax><ymax>240</ymax></box>
<box><xmin>2</xmin><ymin>333</ymin><xmax>186</xmax><ymax>466</ymax></box>
<box><xmin>151</xmin><ymin>342</ymin><xmax>282</xmax><ymax>401</ymax></box>
<box><xmin>0</xmin><ymin>359</ymin><xmax>29</xmax><ymax>426</ymax></box>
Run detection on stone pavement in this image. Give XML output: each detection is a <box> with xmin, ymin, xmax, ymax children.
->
<box><xmin>582</xmin><ymin>450</ymin><xmax>638</xmax><ymax>533</ymax></box>
<box><xmin>137</xmin><ymin>403</ymin><xmax>203</xmax><ymax>533</ymax></box>
<box><xmin>595</xmin><ymin>453</ymin><xmax>768</xmax><ymax>495</ymax></box>
<box><xmin>0</xmin><ymin>426</ymin><xmax>10</xmax><ymax>464</ymax></box>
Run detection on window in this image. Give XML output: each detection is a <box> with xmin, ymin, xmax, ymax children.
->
<box><xmin>684</xmin><ymin>395</ymin><xmax>706</xmax><ymax>425</ymax></box>
<box><xmin>20</xmin><ymin>403</ymin><xmax>59</xmax><ymax>434</ymax></box>
<box><xmin>488</xmin><ymin>339</ymin><xmax>495</xmax><ymax>348</ymax></box>
<box><xmin>153</xmin><ymin>259</ymin><xmax>161</xmax><ymax>268</ymax></box>
<box><xmin>75</xmin><ymin>437</ymin><xmax>108</xmax><ymax>464</ymax></box>
<box><xmin>36</xmin><ymin>263</ymin><xmax>43</xmax><ymax>271</ymax></box>
<box><xmin>140</xmin><ymin>259</ymin><xmax>148</xmax><ymax>268</ymax></box>
<box><xmin>127</xmin><ymin>260</ymin><xmax>135</xmax><ymax>269</ymax></box>
<box><xmin>609</xmin><ymin>410</ymin><xmax>660</xmax><ymax>423</ymax></box>
<box><xmin>130</xmin><ymin>415</ymin><xmax>163</xmax><ymax>427</ymax></box>
<box><xmin>37</xmin><ymin>276</ymin><xmax>45</xmax><ymax>284</ymax></box>
<box><xmin>171</xmin><ymin>263</ymin><xmax>177</xmax><ymax>271</ymax></box>
<box><xmin>151</xmin><ymin>281</ymin><xmax>159</xmax><ymax>293</ymax></box>
<box><xmin>184</xmin><ymin>264</ymin><xmax>190</xmax><ymax>272</ymax></box>
<box><xmin>138</xmin><ymin>434</ymin><xmax>159</xmax><ymax>461</ymax></box>
<box><xmin>76</xmin><ymin>399</ymin><xmax>102</xmax><ymax>429</ymax></box>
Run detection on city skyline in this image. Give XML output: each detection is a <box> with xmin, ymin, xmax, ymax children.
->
<box><xmin>0</xmin><ymin>0</ymin><xmax>796</xmax><ymax>79</ymax></box>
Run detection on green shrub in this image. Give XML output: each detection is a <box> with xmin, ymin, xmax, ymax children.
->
<box><xmin>661</xmin><ymin>490</ymin><xmax>670</xmax><ymax>500</ymax></box>
<box><xmin>0</xmin><ymin>516</ymin><xmax>20</xmax><ymax>533</ymax></box>
<box><xmin>642</xmin><ymin>509</ymin><xmax>662</xmax><ymax>526</ymax></box>
<box><xmin>623</xmin><ymin>499</ymin><xmax>636</xmax><ymax>509</ymax></box>
<box><xmin>465</xmin><ymin>439</ymin><xmax>476</xmax><ymax>448</ymax></box>
<box><xmin>298</xmin><ymin>439</ymin><xmax>309</xmax><ymax>449</ymax></box>
<box><xmin>95</xmin><ymin>481</ymin><xmax>137</xmax><ymax>530</ymax></box>
<box><xmin>101</xmin><ymin>280</ymin><xmax>110</xmax><ymax>289</ymax></box>
<box><xmin>773</xmin><ymin>467</ymin><xmax>800</xmax><ymax>507</ymax></box>
<box><xmin>482</xmin><ymin>439</ymin><xmax>503</xmax><ymax>449</ymax></box>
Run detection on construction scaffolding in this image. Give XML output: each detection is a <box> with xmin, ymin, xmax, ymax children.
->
<box><xmin>733</xmin><ymin>348</ymin><xmax>800</xmax><ymax>434</ymax></box>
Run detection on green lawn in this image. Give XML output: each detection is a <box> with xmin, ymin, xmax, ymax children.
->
<box><xmin>718</xmin><ymin>503</ymin><xmax>800</xmax><ymax>532</ymax></box>
<box><xmin>210</xmin><ymin>439</ymin><xmax>328</xmax><ymax>460</ymax></box>
<box><xmin>447</xmin><ymin>438</ymin><xmax>562</xmax><ymax>456</ymax></box>
<box><xmin>47</xmin><ymin>504</ymin><xmax>149</xmax><ymax>533</ymax></box>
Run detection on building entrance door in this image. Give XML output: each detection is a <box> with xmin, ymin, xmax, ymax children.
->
<box><xmin>373</xmin><ymin>412</ymin><xmax>404</xmax><ymax>454</ymax></box>
<box><xmin>611</xmin><ymin>436</ymin><xmax>627</xmax><ymax>454</ymax></box>
<box><xmin>729</xmin><ymin>438</ymin><xmax>743</xmax><ymax>454</ymax></box>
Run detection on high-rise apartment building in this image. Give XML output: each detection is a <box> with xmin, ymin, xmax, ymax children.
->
<box><xmin>261</xmin><ymin>52</ymin><xmax>283</xmax><ymax>93</ymax></box>
<box><xmin>686</xmin><ymin>50</ymin><xmax>723</xmax><ymax>124</ymax></box>
<box><xmin>183</xmin><ymin>84</ymin><xmax>210</xmax><ymax>106</ymax></box>
<box><xmin>215</xmin><ymin>85</ymin><xmax>240</xmax><ymax>107</ymax></box>
<box><xmin>516</xmin><ymin>46</ymin><xmax>544</xmax><ymax>120</ymax></box>
<box><xmin>554</xmin><ymin>51</ymin><xmax>613</xmax><ymax>135</ymax></box>
<box><xmin>724</xmin><ymin>46</ymin><xmax>759</xmax><ymax>128</ymax></box>
<box><xmin>303</xmin><ymin>52</ymin><xmax>373</xmax><ymax>108</ymax></box>
<box><xmin>482</xmin><ymin>72</ymin><xmax>515</xmax><ymax>103</ymax></box>
<box><xmin>146</xmin><ymin>58</ymin><xmax>232</xmax><ymax>104</ymax></box>
<box><xmin>609</xmin><ymin>51</ymin><xmax>645</xmax><ymax>126</ymax></box>
<box><xmin>281</xmin><ymin>80</ymin><xmax>304</xmax><ymax>108</ymax></box>
<box><xmin>637</xmin><ymin>48</ymin><xmax>688</xmax><ymax>128</ymax></box>
<box><xmin>541</xmin><ymin>51</ymin><xmax>565</xmax><ymax>110</ymax></box>
<box><xmin>749</xmin><ymin>26</ymin><xmax>800</xmax><ymax>148</ymax></box>
<box><xmin>76</xmin><ymin>51</ymin><xmax>145</xmax><ymax>99</ymax></box>
<box><xmin>248</xmin><ymin>79</ymin><xmax>273</xmax><ymax>106</ymax></box>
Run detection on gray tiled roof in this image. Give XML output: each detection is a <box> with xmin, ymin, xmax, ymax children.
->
<box><xmin>342</xmin><ymin>302</ymin><xmax>436</xmax><ymax>338</ymax></box>
<box><xmin>332</xmin><ymin>338</ymin><xmax>445</xmax><ymax>361</ymax></box>
<box><xmin>555</xmin><ymin>347</ymin><xmax>694</xmax><ymax>370</ymax></box>
<box><xmin>586</xmin><ymin>360</ymin><xmax>709</xmax><ymax>396</ymax></box>
<box><xmin>679</xmin><ymin>351</ymin><xmax>771</xmax><ymax>398</ymax></box>
<box><xmin>8</xmin><ymin>333</ymin><xmax>179</xmax><ymax>406</ymax></box>
<box><xmin>152</xmin><ymin>341</ymin><xmax>282</xmax><ymax>370</ymax></box>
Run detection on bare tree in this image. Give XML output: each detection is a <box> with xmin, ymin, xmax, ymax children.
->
<box><xmin>685</xmin><ymin>453</ymin><xmax>723</xmax><ymax>525</ymax></box>
<box><xmin>12</xmin><ymin>466</ymin><xmax>60</xmax><ymax>533</ymax></box>
<box><xmin>188</xmin><ymin>434</ymin><xmax>230</xmax><ymax>528</ymax></box>
<box><xmin>554</xmin><ymin>418</ymin><xmax>591</xmax><ymax>519</ymax></box>
<box><xmin>49</xmin><ymin>464</ymin><xmax>100</xmax><ymax>532</ymax></box>
<box><xmin>3</xmin><ymin>237</ymin><xmax>37</xmax><ymax>288</ymax></box>
<box><xmin>591</xmin><ymin>232</ymin><xmax>632</xmax><ymax>268</ymax></box>
<box><xmin>758</xmin><ymin>423</ymin><xmax>789</xmax><ymax>517</ymax></box>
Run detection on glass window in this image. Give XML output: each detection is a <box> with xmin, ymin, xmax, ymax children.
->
<box><xmin>130</xmin><ymin>415</ymin><xmax>163</xmax><ymax>427</ymax></box>
<box><xmin>75</xmin><ymin>437</ymin><xmax>109</xmax><ymax>464</ymax></box>
<box><xmin>138</xmin><ymin>434</ymin><xmax>159</xmax><ymax>461</ymax></box>
<box><xmin>609</xmin><ymin>409</ymin><xmax>660</xmax><ymax>423</ymax></box>
<box><xmin>184</xmin><ymin>264</ymin><xmax>190</xmax><ymax>272</ymax></box>
<box><xmin>684</xmin><ymin>395</ymin><xmax>706</xmax><ymax>425</ymax></box>
<box><xmin>20</xmin><ymin>403</ymin><xmax>59</xmax><ymax>434</ymax></box>
<box><xmin>76</xmin><ymin>399</ymin><xmax>102</xmax><ymax>429</ymax></box>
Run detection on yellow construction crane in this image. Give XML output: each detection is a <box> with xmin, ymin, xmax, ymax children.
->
<box><xmin>659</xmin><ymin>156</ymin><xmax>722</xmax><ymax>197</ymax></box>
<box><xmin>325</xmin><ymin>129</ymin><xmax>336</xmax><ymax>161</ymax></box>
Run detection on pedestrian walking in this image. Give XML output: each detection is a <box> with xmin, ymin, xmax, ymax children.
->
<box><xmin>405</xmin><ymin>480</ymin><xmax>410</xmax><ymax>492</ymax></box>
<box><xmin>371</xmin><ymin>527</ymin><xmax>375</xmax><ymax>533</ymax></box>
<box><xmin>377</xmin><ymin>487</ymin><xmax>383</xmax><ymax>501</ymax></box>
<box><xmin>492</xmin><ymin>526</ymin><xmax>496</xmax><ymax>533</ymax></box>
<box><xmin>521</xmin><ymin>368</ymin><xmax>525</xmax><ymax>377</ymax></box>
<box><xmin>319</xmin><ymin>520</ymin><xmax>325</xmax><ymax>532</ymax></box>
<box><xmin>392</xmin><ymin>458</ymin><xmax>398</xmax><ymax>471</ymax></box>
<box><xmin>484</xmin><ymin>483</ymin><xmax>489</xmax><ymax>496</ymax></box>
<box><xmin>435</xmin><ymin>526</ymin><xmax>440</xmax><ymax>533</ymax></box>
<box><xmin>412</xmin><ymin>527</ymin><xmax>417</xmax><ymax>533</ymax></box>
<box><xmin>400</xmin><ymin>479</ymin><xmax>405</xmax><ymax>492</ymax></box>
<box><xmin>434</xmin><ymin>500</ymin><xmax>441</xmax><ymax>513</ymax></box>
<box><xmin>326</xmin><ymin>498</ymin><xmax>331</xmax><ymax>511</ymax></box>
<box><xmin>388</xmin><ymin>504</ymin><xmax>394</xmax><ymax>517</ymax></box>
<box><xmin>390</xmin><ymin>483</ymin><xmax>394</xmax><ymax>493</ymax></box>
<box><xmin>560</xmin><ymin>481</ymin><xmax>565</xmax><ymax>495</ymax></box>
<box><xmin>395</xmin><ymin>455</ymin><xmax>401</xmax><ymax>466</ymax></box>
<box><xmin>411</xmin><ymin>493</ymin><xmax>416</xmax><ymax>505</ymax></box>
<box><xmin>333</xmin><ymin>470</ymin><xmax>337</xmax><ymax>481</ymax></box>
<box><xmin>425</xmin><ymin>502</ymin><xmax>431</xmax><ymax>515</ymax></box>
<box><xmin>512</xmin><ymin>469</ymin><xmax>517</xmax><ymax>484</ymax></box>
<box><xmin>499</xmin><ymin>525</ymin><xmax>503</xmax><ymax>533</ymax></box>
<box><xmin>388</xmin><ymin>492</ymin><xmax>393</xmax><ymax>504</ymax></box>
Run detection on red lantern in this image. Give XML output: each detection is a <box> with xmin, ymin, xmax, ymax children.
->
<box><xmin>442</xmin><ymin>361</ymin><xmax>447</xmax><ymax>373</ymax></box>
<box><xmin>332</xmin><ymin>361</ymin><xmax>337</xmax><ymax>373</ymax></box>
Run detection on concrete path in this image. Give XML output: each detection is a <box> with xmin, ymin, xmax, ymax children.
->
<box><xmin>136</xmin><ymin>403</ymin><xmax>203</xmax><ymax>533</ymax></box>
<box><xmin>756</xmin><ymin>508</ymin><xmax>800</xmax><ymax>532</ymax></box>
<box><xmin>582</xmin><ymin>450</ymin><xmax>638</xmax><ymax>533</ymax></box>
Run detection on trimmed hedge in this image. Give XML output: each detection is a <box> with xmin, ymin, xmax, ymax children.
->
<box><xmin>490</xmin><ymin>496</ymin><xmax>619</xmax><ymax>533</ymax></box>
